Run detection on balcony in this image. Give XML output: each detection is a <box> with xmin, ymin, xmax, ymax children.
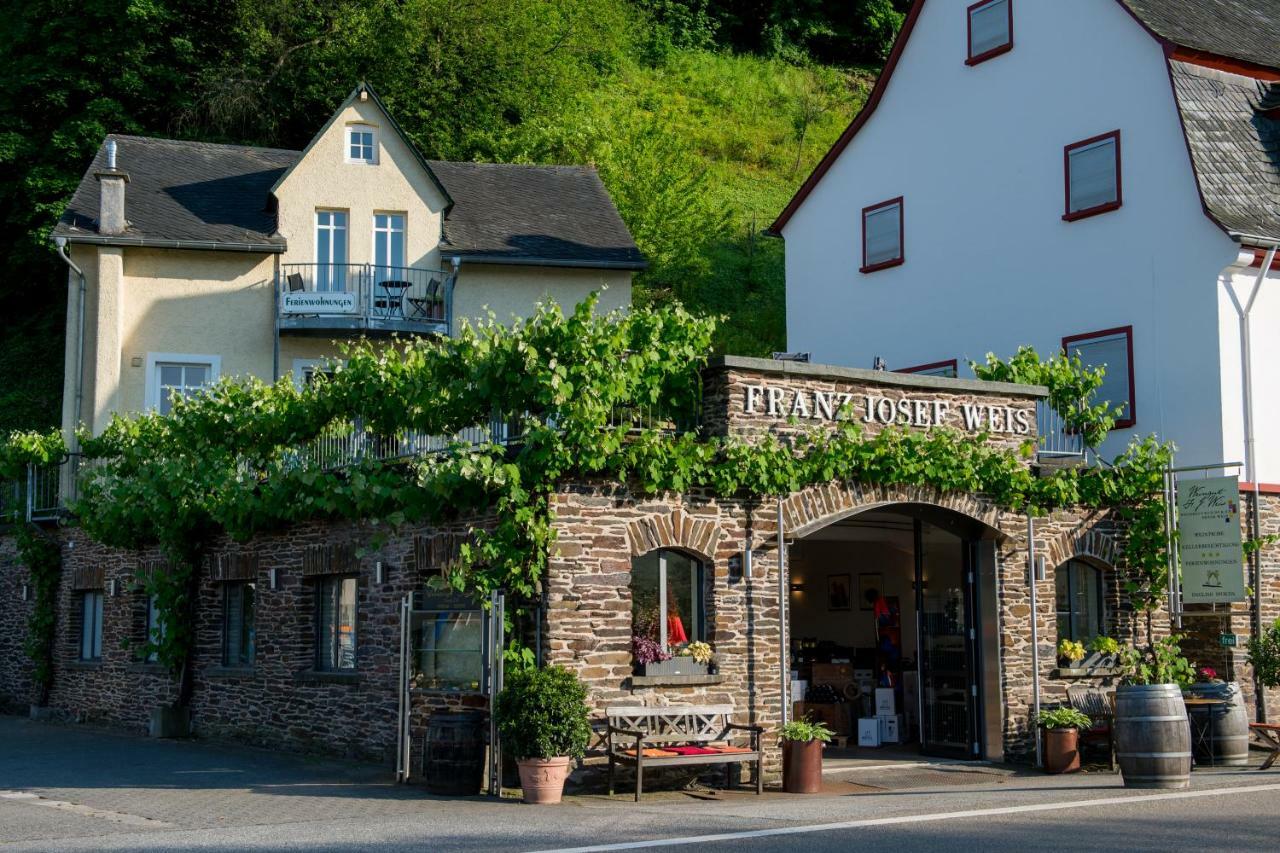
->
<box><xmin>278</xmin><ymin>263</ymin><xmax>452</xmax><ymax>337</ymax></box>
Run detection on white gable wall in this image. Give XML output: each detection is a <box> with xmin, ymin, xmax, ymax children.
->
<box><xmin>782</xmin><ymin>0</ymin><xmax>1241</xmax><ymax>468</ymax></box>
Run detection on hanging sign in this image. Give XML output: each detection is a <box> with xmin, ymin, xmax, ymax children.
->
<box><xmin>1177</xmin><ymin>475</ymin><xmax>1245</xmax><ymax>604</ymax></box>
<box><xmin>282</xmin><ymin>291</ymin><xmax>358</xmax><ymax>314</ymax></box>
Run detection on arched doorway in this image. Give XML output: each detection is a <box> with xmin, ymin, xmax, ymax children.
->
<box><xmin>787</xmin><ymin>502</ymin><xmax>1003</xmax><ymax>761</ymax></box>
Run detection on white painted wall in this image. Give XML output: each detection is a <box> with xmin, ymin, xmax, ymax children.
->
<box><xmin>782</xmin><ymin>0</ymin><xmax>1244</xmax><ymax>469</ymax></box>
<box><xmin>1218</xmin><ymin>265</ymin><xmax>1280</xmax><ymax>482</ymax></box>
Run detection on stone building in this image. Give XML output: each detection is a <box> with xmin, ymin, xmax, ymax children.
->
<box><xmin>2</xmin><ymin>356</ymin><xmax>1277</xmax><ymax>781</ymax></box>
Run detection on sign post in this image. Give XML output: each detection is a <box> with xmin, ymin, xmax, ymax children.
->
<box><xmin>1176</xmin><ymin>474</ymin><xmax>1246</xmax><ymax>605</ymax></box>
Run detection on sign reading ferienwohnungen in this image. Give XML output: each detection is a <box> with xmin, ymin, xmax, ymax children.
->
<box><xmin>1177</xmin><ymin>475</ymin><xmax>1245</xmax><ymax>604</ymax></box>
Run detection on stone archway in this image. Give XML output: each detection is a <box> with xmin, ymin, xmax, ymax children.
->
<box><xmin>1043</xmin><ymin>528</ymin><xmax>1120</xmax><ymax>571</ymax></box>
<box><xmin>625</xmin><ymin>507</ymin><xmax>721</xmax><ymax>562</ymax></box>
<box><xmin>777</xmin><ymin>481</ymin><xmax>1008</xmax><ymax>542</ymax></box>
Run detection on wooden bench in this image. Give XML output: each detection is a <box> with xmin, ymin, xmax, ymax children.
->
<box><xmin>1250</xmin><ymin>723</ymin><xmax>1280</xmax><ymax>770</ymax></box>
<box><xmin>1066</xmin><ymin>685</ymin><xmax>1116</xmax><ymax>771</ymax></box>
<box><xmin>606</xmin><ymin>705</ymin><xmax>764</xmax><ymax>801</ymax></box>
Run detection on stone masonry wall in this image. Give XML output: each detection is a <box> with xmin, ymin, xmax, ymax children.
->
<box><xmin>0</xmin><ymin>534</ymin><xmax>34</xmax><ymax>711</ymax></box>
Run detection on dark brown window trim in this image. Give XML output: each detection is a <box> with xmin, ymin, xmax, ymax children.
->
<box><xmin>294</xmin><ymin>669</ymin><xmax>363</xmax><ymax>685</ymax></box>
<box><xmin>860</xmin><ymin>196</ymin><xmax>904</xmax><ymax>274</ymax></box>
<box><xmin>1062</xmin><ymin>324</ymin><xmax>1136</xmax><ymax>430</ymax></box>
<box><xmin>1063</xmin><ymin>130</ymin><xmax>1122</xmax><ymax>222</ymax></box>
<box><xmin>966</xmin><ymin>0</ymin><xmax>1013</xmax><ymax>66</ymax></box>
<box><xmin>897</xmin><ymin>358</ymin><xmax>959</xmax><ymax>377</ymax></box>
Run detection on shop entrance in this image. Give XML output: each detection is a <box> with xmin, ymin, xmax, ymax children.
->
<box><xmin>787</xmin><ymin>504</ymin><xmax>1000</xmax><ymax>761</ymax></box>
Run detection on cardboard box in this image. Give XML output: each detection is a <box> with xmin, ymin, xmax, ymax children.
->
<box><xmin>792</xmin><ymin>702</ymin><xmax>851</xmax><ymax>736</ymax></box>
<box><xmin>812</xmin><ymin>663</ymin><xmax>855</xmax><ymax>686</ymax></box>
<box><xmin>878</xmin><ymin>714</ymin><xmax>903</xmax><ymax>743</ymax></box>
<box><xmin>875</xmin><ymin>688</ymin><xmax>896</xmax><ymax>716</ymax></box>
<box><xmin>858</xmin><ymin>718</ymin><xmax>882</xmax><ymax>747</ymax></box>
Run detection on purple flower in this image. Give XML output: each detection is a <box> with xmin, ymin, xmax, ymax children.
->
<box><xmin>631</xmin><ymin>635</ymin><xmax>671</xmax><ymax>665</ymax></box>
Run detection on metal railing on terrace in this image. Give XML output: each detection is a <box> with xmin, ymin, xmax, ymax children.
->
<box><xmin>1035</xmin><ymin>400</ymin><xmax>1086</xmax><ymax>461</ymax></box>
<box><xmin>278</xmin><ymin>263</ymin><xmax>453</xmax><ymax>336</ymax></box>
<box><xmin>1</xmin><ymin>461</ymin><xmax>66</xmax><ymax>525</ymax></box>
<box><xmin>280</xmin><ymin>417</ymin><xmax>516</xmax><ymax>473</ymax></box>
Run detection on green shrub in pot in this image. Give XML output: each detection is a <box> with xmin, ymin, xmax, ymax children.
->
<box><xmin>780</xmin><ymin>718</ymin><xmax>835</xmax><ymax>743</ymax></box>
<box><xmin>495</xmin><ymin>666</ymin><xmax>592</xmax><ymax>804</ymax></box>
<box><xmin>1035</xmin><ymin>708</ymin><xmax>1092</xmax><ymax>731</ymax></box>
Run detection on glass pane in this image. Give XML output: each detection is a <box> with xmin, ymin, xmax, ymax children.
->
<box><xmin>663</xmin><ymin>551</ymin><xmax>701</xmax><ymax>645</ymax></box>
<box><xmin>318</xmin><ymin>579</ymin><xmax>336</xmax><ymax>668</ymax></box>
<box><xmin>631</xmin><ymin>551</ymin><xmax>661</xmax><ymax>643</ymax></box>
<box><xmin>224</xmin><ymin>584</ymin><xmax>242</xmax><ymax>665</ymax></box>
<box><xmin>1069</xmin><ymin>140</ymin><xmax>1118</xmax><ymax>212</ymax></box>
<box><xmin>337</xmin><ymin>577</ymin><xmax>357</xmax><ymax>669</ymax></box>
<box><xmin>414</xmin><ymin>611</ymin><xmax>483</xmax><ymax>690</ymax></box>
<box><xmin>865</xmin><ymin>204</ymin><xmax>901</xmax><ymax>266</ymax></box>
<box><xmin>160</xmin><ymin>365</ymin><xmax>182</xmax><ymax>387</ymax></box>
<box><xmin>1068</xmin><ymin>333</ymin><xmax>1130</xmax><ymax>418</ymax></box>
<box><xmin>970</xmin><ymin>0</ymin><xmax>1009</xmax><ymax>56</ymax></box>
<box><xmin>93</xmin><ymin>592</ymin><xmax>103</xmax><ymax>658</ymax></box>
<box><xmin>241</xmin><ymin>582</ymin><xmax>256</xmax><ymax>666</ymax></box>
<box><xmin>184</xmin><ymin>365</ymin><xmax>208</xmax><ymax>389</ymax></box>
<box><xmin>81</xmin><ymin>593</ymin><xmax>94</xmax><ymax>659</ymax></box>
<box><xmin>1054</xmin><ymin>563</ymin><xmax>1073</xmax><ymax>641</ymax></box>
<box><xmin>920</xmin><ymin>578</ymin><xmax>969</xmax><ymax>753</ymax></box>
<box><xmin>390</xmin><ymin>228</ymin><xmax>405</xmax><ymax>268</ymax></box>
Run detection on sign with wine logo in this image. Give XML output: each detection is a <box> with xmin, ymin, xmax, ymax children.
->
<box><xmin>1177</xmin><ymin>475</ymin><xmax>1245</xmax><ymax>604</ymax></box>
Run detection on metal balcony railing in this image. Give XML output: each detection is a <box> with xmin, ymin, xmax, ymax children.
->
<box><xmin>1036</xmin><ymin>400</ymin><xmax>1086</xmax><ymax>461</ymax></box>
<box><xmin>280</xmin><ymin>417</ymin><xmax>516</xmax><ymax>473</ymax></box>
<box><xmin>278</xmin><ymin>263</ymin><xmax>453</xmax><ymax>335</ymax></box>
<box><xmin>1</xmin><ymin>462</ymin><xmax>66</xmax><ymax>524</ymax></box>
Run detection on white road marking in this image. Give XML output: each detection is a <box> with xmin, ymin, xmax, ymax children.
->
<box><xmin>0</xmin><ymin>790</ymin><xmax>173</xmax><ymax>828</ymax></box>
<box><xmin>527</xmin><ymin>781</ymin><xmax>1280</xmax><ymax>852</ymax></box>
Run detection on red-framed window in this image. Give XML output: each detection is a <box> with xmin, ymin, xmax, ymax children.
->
<box><xmin>861</xmin><ymin>197</ymin><xmax>904</xmax><ymax>273</ymax></box>
<box><xmin>967</xmin><ymin>0</ymin><xmax>1013</xmax><ymax>66</ymax></box>
<box><xmin>897</xmin><ymin>359</ymin><xmax>958</xmax><ymax>379</ymax></box>
<box><xmin>1062</xmin><ymin>326</ymin><xmax>1135</xmax><ymax>429</ymax></box>
<box><xmin>1064</xmin><ymin>131</ymin><xmax>1122</xmax><ymax>221</ymax></box>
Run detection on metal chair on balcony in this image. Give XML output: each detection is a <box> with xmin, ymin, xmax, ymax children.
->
<box><xmin>407</xmin><ymin>278</ymin><xmax>443</xmax><ymax>322</ymax></box>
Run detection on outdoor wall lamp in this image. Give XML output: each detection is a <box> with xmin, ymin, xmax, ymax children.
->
<box><xmin>789</xmin><ymin>582</ymin><xmax>806</xmax><ymax>594</ymax></box>
<box><xmin>267</xmin><ymin>567</ymin><xmax>278</xmax><ymax>590</ymax></box>
<box><xmin>374</xmin><ymin>561</ymin><xmax>386</xmax><ymax>584</ymax></box>
<box><xmin>106</xmin><ymin>579</ymin><xmax>117</xmax><ymax>597</ymax></box>
<box><xmin>20</xmin><ymin>583</ymin><xmax>29</xmax><ymax>601</ymax></box>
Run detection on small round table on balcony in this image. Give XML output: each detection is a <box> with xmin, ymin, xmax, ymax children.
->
<box><xmin>375</xmin><ymin>280</ymin><xmax>412</xmax><ymax>317</ymax></box>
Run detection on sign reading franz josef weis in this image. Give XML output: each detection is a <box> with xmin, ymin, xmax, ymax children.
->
<box><xmin>1177</xmin><ymin>475</ymin><xmax>1246</xmax><ymax>604</ymax></box>
<box><xmin>742</xmin><ymin>384</ymin><xmax>1034</xmax><ymax>435</ymax></box>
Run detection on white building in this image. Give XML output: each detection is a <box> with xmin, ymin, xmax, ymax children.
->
<box><xmin>774</xmin><ymin>0</ymin><xmax>1280</xmax><ymax>481</ymax></box>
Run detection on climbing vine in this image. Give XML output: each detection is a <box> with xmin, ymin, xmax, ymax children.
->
<box><xmin>4</xmin><ymin>296</ymin><xmax>1176</xmax><ymax>697</ymax></box>
<box><xmin>16</xmin><ymin>525</ymin><xmax>61</xmax><ymax>706</ymax></box>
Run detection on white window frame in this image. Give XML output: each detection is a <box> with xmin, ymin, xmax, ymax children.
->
<box><xmin>345</xmin><ymin>124</ymin><xmax>378</xmax><ymax>164</ymax></box>
<box><xmin>144</xmin><ymin>353</ymin><xmax>221</xmax><ymax>413</ymax></box>
<box><xmin>372</xmin><ymin>212</ymin><xmax>407</xmax><ymax>272</ymax></box>
<box><xmin>80</xmin><ymin>590</ymin><xmax>104</xmax><ymax>662</ymax></box>
<box><xmin>292</xmin><ymin>358</ymin><xmax>343</xmax><ymax>390</ymax></box>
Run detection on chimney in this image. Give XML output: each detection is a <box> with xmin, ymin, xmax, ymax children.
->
<box><xmin>94</xmin><ymin>138</ymin><xmax>129</xmax><ymax>236</ymax></box>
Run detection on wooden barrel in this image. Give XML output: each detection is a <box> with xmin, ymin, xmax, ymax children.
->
<box><xmin>424</xmin><ymin>711</ymin><xmax>487</xmax><ymax>796</ymax></box>
<box><xmin>1185</xmin><ymin>682</ymin><xmax>1249</xmax><ymax>767</ymax></box>
<box><xmin>1115</xmin><ymin>684</ymin><xmax>1191</xmax><ymax>789</ymax></box>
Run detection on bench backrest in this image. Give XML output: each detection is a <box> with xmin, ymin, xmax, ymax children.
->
<box><xmin>606</xmin><ymin>705</ymin><xmax>735</xmax><ymax>744</ymax></box>
<box><xmin>1066</xmin><ymin>686</ymin><xmax>1115</xmax><ymax>720</ymax></box>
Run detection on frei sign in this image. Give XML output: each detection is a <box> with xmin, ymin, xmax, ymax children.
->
<box><xmin>742</xmin><ymin>384</ymin><xmax>1033</xmax><ymax>435</ymax></box>
<box><xmin>282</xmin><ymin>291</ymin><xmax>358</xmax><ymax>315</ymax></box>
<box><xmin>1177</xmin><ymin>475</ymin><xmax>1245</xmax><ymax>604</ymax></box>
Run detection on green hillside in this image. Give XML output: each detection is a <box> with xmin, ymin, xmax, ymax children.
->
<box><xmin>0</xmin><ymin>0</ymin><xmax>888</xmax><ymax>433</ymax></box>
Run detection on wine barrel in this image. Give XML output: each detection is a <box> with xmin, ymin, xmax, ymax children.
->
<box><xmin>1184</xmin><ymin>682</ymin><xmax>1249</xmax><ymax>767</ymax></box>
<box><xmin>423</xmin><ymin>711</ymin><xmax>487</xmax><ymax>795</ymax></box>
<box><xmin>1115</xmin><ymin>684</ymin><xmax>1191</xmax><ymax>789</ymax></box>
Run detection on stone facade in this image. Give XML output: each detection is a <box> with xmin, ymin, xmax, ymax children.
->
<box><xmin>0</xmin><ymin>535</ymin><xmax>34</xmax><ymax>711</ymax></box>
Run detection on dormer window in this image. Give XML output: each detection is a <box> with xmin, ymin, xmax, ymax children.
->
<box><xmin>346</xmin><ymin>125</ymin><xmax>377</xmax><ymax>164</ymax></box>
<box><xmin>967</xmin><ymin>0</ymin><xmax>1012</xmax><ymax>66</ymax></box>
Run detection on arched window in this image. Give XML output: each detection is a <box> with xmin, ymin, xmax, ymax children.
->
<box><xmin>631</xmin><ymin>549</ymin><xmax>705</xmax><ymax>652</ymax></box>
<box><xmin>1055</xmin><ymin>559</ymin><xmax>1104</xmax><ymax>643</ymax></box>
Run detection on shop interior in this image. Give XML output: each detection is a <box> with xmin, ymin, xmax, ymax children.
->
<box><xmin>787</xmin><ymin>505</ymin><xmax>998</xmax><ymax>762</ymax></box>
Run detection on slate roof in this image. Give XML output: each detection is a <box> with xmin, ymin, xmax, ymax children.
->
<box><xmin>1169</xmin><ymin>61</ymin><xmax>1280</xmax><ymax>242</ymax></box>
<box><xmin>55</xmin><ymin>137</ymin><xmax>645</xmax><ymax>268</ymax></box>
<box><xmin>1121</xmin><ymin>1</ymin><xmax>1280</xmax><ymax>71</ymax></box>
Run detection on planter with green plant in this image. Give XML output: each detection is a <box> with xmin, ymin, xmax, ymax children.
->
<box><xmin>494</xmin><ymin>666</ymin><xmax>592</xmax><ymax>804</ymax></box>
<box><xmin>1057</xmin><ymin>639</ymin><xmax>1086</xmax><ymax>670</ymax></box>
<box><xmin>779</xmin><ymin>717</ymin><xmax>834</xmax><ymax>793</ymax></box>
<box><xmin>1087</xmin><ymin>636</ymin><xmax>1122</xmax><ymax>670</ymax></box>
<box><xmin>1114</xmin><ymin>636</ymin><xmax>1195</xmax><ymax>789</ymax></box>
<box><xmin>1035</xmin><ymin>708</ymin><xmax>1091</xmax><ymax>774</ymax></box>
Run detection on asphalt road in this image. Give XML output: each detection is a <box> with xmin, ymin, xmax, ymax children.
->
<box><xmin>2</xmin><ymin>715</ymin><xmax>1278</xmax><ymax>852</ymax></box>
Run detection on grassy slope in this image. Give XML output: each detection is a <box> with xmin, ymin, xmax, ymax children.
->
<box><xmin>597</xmin><ymin>50</ymin><xmax>873</xmax><ymax>355</ymax></box>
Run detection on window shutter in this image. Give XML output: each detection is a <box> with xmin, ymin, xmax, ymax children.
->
<box><xmin>864</xmin><ymin>204</ymin><xmax>902</xmax><ymax>267</ymax></box>
<box><xmin>970</xmin><ymin>0</ymin><xmax>1009</xmax><ymax>57</ymax></box>
<box><xmin>1068</xmin><ymin>140</ymin><xmax>1118</xmax><ymax>213</ymax></box>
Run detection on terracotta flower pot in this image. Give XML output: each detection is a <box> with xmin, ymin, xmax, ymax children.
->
<box><xmin>782</xmin><ymin>739</ymin><xmax>824</xmax><ymax>793</ymax></box>
<box><xmin>1043</xmin><ymin>727</ymin><xmax>1081</xmax><ymax>774</ymax></box>
<box><xmin>517</xmin><ymin>756</ymin><xmax>572</xmax><ymax>804</ymax></box>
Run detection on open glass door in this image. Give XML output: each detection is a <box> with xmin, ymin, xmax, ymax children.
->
<box><xmin>915</xmin><ymin>521</ymin><xmax>980</xmax><ymax>759</ymax></box>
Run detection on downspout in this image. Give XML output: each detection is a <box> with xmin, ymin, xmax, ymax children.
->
<box><xmin>1027</xmin><ymin>512</ymin><xmax>1042</xmax><ymax>767</ymax></box>
<box><xmin>53</xmin><ymin>236</ymin><xmax>86</xmax><ymax>494</ymax></box>
<box><xmin>448</xmin><ymin>255</ymin><xmax>460</xmax><ymax>337</ymax></box>
<box><xmin>1229</xmin><ymin>241</ymin><xmax>1278</xmax><ymax>722</ymax></box>
<box><xmin>777</xmin><ymin>498</ymin><xmax>790</xmax><ymax>727</ymax></box>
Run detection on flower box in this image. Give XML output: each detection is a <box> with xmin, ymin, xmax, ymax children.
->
<box><xmin>638</xmin><ymin>658</ymin><xmax>709</xmax><ymax>677</ymax></box>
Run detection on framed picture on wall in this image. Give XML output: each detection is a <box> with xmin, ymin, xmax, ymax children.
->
<box><xmin>827</xmin><ymin>573</ymin><xmax>852</xmax><ymax>611</ymax></box>
<box><xmin>858</xmin><ymin>573</ymin><xmax>883</xmax><ymax>610</ymax></box>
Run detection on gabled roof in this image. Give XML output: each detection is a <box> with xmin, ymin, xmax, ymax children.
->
<box><xmin>1119</xmin><ymin>1</ymin><xmax>1280</xmax><ymax>73</ymax></box>
<box><xmin>428</xmin><ymin>161</ymin><xmax>645</xmax><ymax>269</ymax></box>
<box><xmin>772</xmin><ymin>0</ymin><xmax>1280</xmax><ymax>236</ymax></box>
<box><xmin>53</xmin><ymin>135</ymin><xmax>295</xmax><ymax>252</ymax></box>
<box><xmin>1169</xmin><ymin>61</ymin><xmax>1280</xmax><ymax>242</ymax></box>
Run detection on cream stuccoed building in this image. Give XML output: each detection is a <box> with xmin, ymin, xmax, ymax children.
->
<box><xmin>52</xmin><ymin>83</ymin><xmax>642</xmax><ymax>452</ymax></box>
<box><xmin>773</xmin><ymin>0</ymin><xmax>1280</xmax><ymax>484</ymax></box>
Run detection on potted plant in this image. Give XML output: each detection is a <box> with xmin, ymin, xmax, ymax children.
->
<box><xmin>1035</xmin><ymin>708</ymin><xmax>1091</xmax><ymax>774</ymax></box>
<box><xmin>1115</xmin><ymin>636</ymin><xmax>1195</xmax><ymax>789</ymax></box>
<box><xmin>632</xmin><ymin>636</ymin><xmax>713</xmax><ymax>676</ymax></box>
<box><xmin>494</xmin><ymin>666</ymin><xmax>592</xmax><ymax>805</ymax></box>
<box><xmin>1088</xmin><ymin>635</ymin><xmax>1122</xmax><ymax>669</ymax></box>
<box><xmin>1057</xmin><ymin>638</ymin><xmax>1086</xmax><ymax>670</ymax></box>
<box><xmin>780</xmin><ymin>717</ymin><xmax>834</xmax><ymax>793</ymax></box>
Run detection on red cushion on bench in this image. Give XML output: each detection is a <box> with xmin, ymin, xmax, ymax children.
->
<box><xmin>665</xmin><ymin>746</ymin><xmax>720</xmax><ymax>756</ymax></box>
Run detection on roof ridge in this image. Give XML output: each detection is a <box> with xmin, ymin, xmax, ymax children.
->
<box><xmin>430</xmin><ymin>159</ymin><xmax>595</xmax><ymax>172</ymax></box>
<box><xmin>106</xmin><ymin>133</ymin><xmax>302</xmax><ymax>156</ymax></box>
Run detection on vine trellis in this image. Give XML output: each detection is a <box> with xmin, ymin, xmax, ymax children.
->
<box><xmin>2</xmin><ymin>296</ymin><xmax>1173</xmax><ymax>704</ymax></box>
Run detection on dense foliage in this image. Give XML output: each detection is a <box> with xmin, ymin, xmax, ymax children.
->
<box><xmin>1120</xmin><ymin>635</ymin><xmax>1196</xmax><ymax>687</ymax></box>
<box><xmin>16</xmin><ymin>525</ymin><xmax>61</xmax><ymax>705</ymax></box>
<box><xmin>1248</xmin><ymin>619</ymin><xmax>1280</xmax><ymax>689</ymax></box>
<box><xmin>0</xmin><ymin>0</ymin><xmax>880</xmax><ymax>433</ymax></box>
<box><xmin>494</xmin><ymin>665</ymin><xmax>593</xmax><ymax>760</ymax></box>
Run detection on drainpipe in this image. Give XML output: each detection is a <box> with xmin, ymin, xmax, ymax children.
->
<box><xmin>53</xmin><ymin>235</ymin><xmax>86</xmax><ymax>494</ymax></box>
<box><xmin>1228</xmin><ymin>240</ymin><xmax>1278</xmax><ymax>723</ymax></box>
<box><xmin>1027</xmin><ymin>512</ymin><xmax>1042</xmax><ymax>767</ymax></box>
<box><xmin>778</xmin><ymin>498</ymin><xmax>790</xmax><ymax>727</ymax></box>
